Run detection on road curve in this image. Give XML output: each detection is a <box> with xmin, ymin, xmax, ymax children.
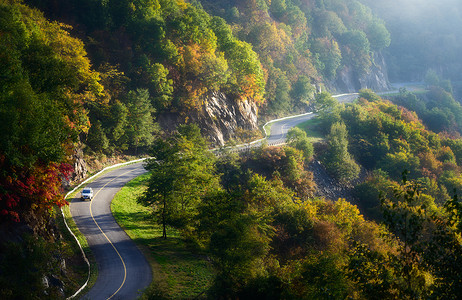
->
<box><xmin>70</xmin><ymin>162</ymin><xmax>151</xmax><ymax>300</ymax></box>
<box><xmin>264</xmin><ymin>93</ymin><xmax>359</xmax><ymax>146</ymax></box>
<box><xmin>69</xmin><ymin>93</ymin><xmax>360</xmax><ymax>299</ymax></box>
<box><xmin>68</xmin><ymin>89</ymin><xmax>407</xmax><ymax>298</ymax></box>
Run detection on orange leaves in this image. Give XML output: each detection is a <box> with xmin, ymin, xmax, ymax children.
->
<box><xmin>175</xmin><ymin>0</ymin><xmax>188</xmax><ymax>11</ymax></box>
<box><xmin>419</xmin><ymin>151</ymin><xmax>443</xmax><ymax>179</ymax></box>
<box><xmin>239</xmin><ymin>74</ymin><xmax>263</xmax><ymax>104</ymax></box>
<box><xmin>0</xmin><ymin>161</ymin><xmax>72</xmax><ymax>223</ymax></box>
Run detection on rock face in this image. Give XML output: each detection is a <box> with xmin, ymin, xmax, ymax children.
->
<box><xmin>158</xmin><ymin>91</ymin><xmax>259</xmax><ymax>146</ymax></box>
<box><xmin>333</xmin><ymin>51</ymin><xmax>391</xmax><ymax>92</ymax></box>
<box><xmin>72</xmin><ymin>147</ymin><xmax>87</xmax><ymax>183</ymax></box>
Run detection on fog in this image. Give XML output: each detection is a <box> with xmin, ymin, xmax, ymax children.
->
<box><xmin>359</xmin><ymin>0</ymin><xmax>462</xmax><ymax>83</ymax></box>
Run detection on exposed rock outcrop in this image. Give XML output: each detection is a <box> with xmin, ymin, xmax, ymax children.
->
<box><xmin>158</xmin><ymin>91</ymin><xmax>259</xmax><ymax>146</ymax></box>
<box><xmin>359</xmin><ymin>52</ymin><xmax>391</xmax><ymax>91</ymax></box>
<box><xmin>333</xmin><ymin>51</ymin><xmax>391</xmax><ymax>93</ymax></box>
<box><xmin>72</xmin><ymin>147</ymin><xmax>87</xmax><ymax>183</ymax></box>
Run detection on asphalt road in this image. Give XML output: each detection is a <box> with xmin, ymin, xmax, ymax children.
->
<box><xmin>263</xmin><ymin>93</ymin><xmax>359</xmax><ymax>147</ymax></box>
<box><xmin>67</xmin><ymin>85</ymin><xmax>422</xmax><ymax>299</ymax></box>
<box><xmin>70</xmin><ymin>162</ymin><xmax>151</xmax><ymax>300</ymax></box>
<box><xmin>68</xmin><ymin>92</ymin><xmax>360</xmax><ymax>299</ymax></box>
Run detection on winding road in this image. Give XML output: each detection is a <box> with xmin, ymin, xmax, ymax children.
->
<box><xmin>256</xmin><ymin>93</ymin><xmax>359</xmax><ymax>147</ymax></box>
<box><xmin>69</xmin><ymin>92</ymin><xmax>364</xmax><ymax>299</ymax></box>
<box><xmin>68</xmin><ymin>84</ymin><xmax>420</xmax><ymax>299</ymax></box>
<box><xmin>70</xmin><ymin>162</ymin><xmax>151</xmax><ymax>300</ymax></box>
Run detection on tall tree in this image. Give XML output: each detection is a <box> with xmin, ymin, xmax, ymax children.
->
<box><xmin>140</xmin><ymin>124</ymin><xmax>218</xmax><ymax>238</ymax></box>
<box><xmin>286</xmin><ymin>127</ymin><xmax>314</xmax><ymax>161</ymax></box>
<box><xmin>322</xmin><ymin>122</ymin><xmax>360</xmax><ymax>182</ymax></box>
<box><xmin>125</xmin><ymin>89</ymin><xmax>157</xmax><ymax>153</ymax></box>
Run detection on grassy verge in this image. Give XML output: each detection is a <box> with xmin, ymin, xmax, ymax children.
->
<box><xmin>111</xmin><ymin>173</ymin><xmax>214</xmax><ymax>299</ymax></box>
<box><xmin>296</xmin><ymin>117</ymin><xmax>325</xmax><ymax>143</ymax></box>
<box><xmin>263</xmin><ymin>121</ymin><xmax>274</xmax><ymax>136</ymax></box>
<box><xmin>58</xmin><ymin>160</ymin><xmax>146</xmax><ymax>297</ymax></box>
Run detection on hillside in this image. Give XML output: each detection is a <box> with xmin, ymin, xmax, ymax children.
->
<box><xmin>25</xmin><ymin>0</ymin><xmax>392</xmax><ymax>143</ymax></box>
<box><xmin>4</xmin><ymin>0</ymin><xmax>462</xmax><ymax>299</ymax></box>
<box><xmin>359</xmin><ymin>0</ymin><xmax>462</xmax><ymax>90</ymax></box>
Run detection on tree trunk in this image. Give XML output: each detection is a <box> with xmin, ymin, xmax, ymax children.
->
<box><xmin>162</xmin><ymin>196</ymin><xmax>167</xmax><ymax>239</ymax></box>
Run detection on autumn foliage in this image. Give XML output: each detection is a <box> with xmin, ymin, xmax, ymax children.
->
<box><xmin>0</xmin><ymin>1</ymin><xmax>102</xmax><ymax>226</ymax></box>
<box><xmin>0</xmin><ymin>159</ymin><xmax>72</xmax><ymax>225</ymax></box>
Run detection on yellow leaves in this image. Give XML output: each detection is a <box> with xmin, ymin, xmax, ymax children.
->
<box><xmin>34</xmin><ymin>20</ymin><xmax>105</xmax><ymax>103</ymax></box>
<box><xmin>176</xmin><ymin>42</ymin><xmax>232</xmax><ymax>111</ymax></box>
<box><xmin>182</xmin><ymin>43</ymin><xmax>202</xmax><ymax>75</ymax></box>
<box><xmin>88</xmin><ymin>72</ymin><xmax>105</xmax><ymax>98</ymax></box>
<box><xmin>296</xmin><ymin>199</ymin><xmax>318</xmax><ymax>221</ymax></box>
<box><xmin>239</xmin><ymin>74</ymin><xmax>264</xmax><ymax>104</ymax></box>
<box><xmin>418</xmin><ymin>151</ymin><xmax>443</xmax><ymax>178</ymax></box>
<box><xmin>175</xmin><ymin>0</ymin><xmax>188</xmax><ymax>11</ymax></box>
<box><xmin>334</xmin><ymin>198</ymin><xmax>364</xmax><ymax>225</ymax></box>
<box><xmin>179</xmin><ymin>82</ymin><xmax>207</xmax><ymax>112</ymax></box>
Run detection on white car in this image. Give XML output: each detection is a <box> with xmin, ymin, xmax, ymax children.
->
<box><xmin>81</xmin><ymin>187</ymin><xmax>94</xmax><ymax>201</ymax></box>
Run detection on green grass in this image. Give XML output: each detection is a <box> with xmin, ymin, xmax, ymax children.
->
<box><xmin>111</xmin><ymin>173</ymin><xmax>214</xmax><ymax>299</ymax></box>
<box><xmin>296</xmin><ymin>117</ymin><xmax>325</xmax><ymax>143</ymax></box>
<box><xmin>55</xmin><ymin>159</ymin><xmax>149</xmax><ymax>298</ymax></box>
<box><xmin>263</xmin><ymin>121</ymin><xmax>274</xmax><ymax>136</ymax></box>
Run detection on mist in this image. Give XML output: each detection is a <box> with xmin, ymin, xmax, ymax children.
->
<box><xmin>359</xmin><ymin>0</ymin><xmax>462</xmax><ymax>85</ymax></box>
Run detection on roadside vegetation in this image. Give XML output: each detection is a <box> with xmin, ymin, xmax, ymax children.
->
<box><xmin>111</xmin><ymin>173</ymin><xmax>214</xmax><ymax>299</ymax></box>
<box><xmin>110</xmin><ymin>114</ymin><xmax>462</xmax><ymax>298</ymax></box>
<box><xmin>296</xmin><ymin>118</ymin><xmax>325</xmax><ymax>143</ymax></box>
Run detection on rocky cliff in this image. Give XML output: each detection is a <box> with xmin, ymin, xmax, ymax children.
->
<box><xmin>333</xmin><ymin>51</ymin><xmax>391</xmax><ymax>93</ymax></box>
<box><xmin>158</xmin><ymin>91</ymin><xmax>259</xmax><ymax>147</ymax></box>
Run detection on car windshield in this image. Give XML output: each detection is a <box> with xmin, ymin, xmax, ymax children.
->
<box><xmin>83</xmin><ymin>188</ymin><xmax>92</xmax><ymax>193</ymax></box>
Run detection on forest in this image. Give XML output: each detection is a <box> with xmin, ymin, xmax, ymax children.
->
<box><xmin>136</xmin><ymin>89</ymin><xmax>462</xmax><ymax>298</ymax></box>
<box><xmin>0</xmin><ymin>0</ymin><xmax>462</xmax><ymax>299</ymax></box>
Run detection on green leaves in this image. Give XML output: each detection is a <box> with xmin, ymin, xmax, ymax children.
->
<box><xmin>140</xmin><ymin>124</ymin><xmax>217</xmax><ymax>238</ymax></box>
<box><xmin>322</xmin><ymin>121</ymin><xmax>360</xmax><ymax>182</ymax></box>
<box><xmin>286</xmin><ymin>127</ymin><xmax>314</xmax><ymax>161</ymax></box>
<box><xmin>125</xmin><ymin>89</ymin><xmax>157</xmax><ymax>150</ymax></box>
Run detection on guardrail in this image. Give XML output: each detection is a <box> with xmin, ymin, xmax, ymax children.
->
<box><xmin>64</xmin><ymin>92</ymin><xmax>360</xmax><ymax>298</ymax></box>
<box><xmin>62</xmin><ymin>158</ymin><xmax>148</xmax><ymax>300</ymax></box>
<box><xmin>212</xmin><ymin>111</ymin><xmax>315</xmax><ymax>155</ymax></box>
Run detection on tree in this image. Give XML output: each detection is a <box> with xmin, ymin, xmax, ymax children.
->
<box><xmin>424</xmin><ymin>69</ymin><xmax>440</xmax><ymax>87</ymax></box>
<box><xmin>359</xmin><ymin>88</ymin><xmax>381</xmax><ymax>102</ymax></box>
<box><xmin>86</xmin><ymin>120</ymin><xmax>109</xmax><ymax>153</ymax></box>
<box><xmin>290</xmin><ymin>75</ymin><xmax>315</xmax><ymax>108</ymax></box>
<box><xmin>314</xmin><ymin>91</ymin><xmax>338</xmax><ymax>113</ymax></box>
<box><xmin>286</xmin><ymin>127</ymin><xmax>314</xmax><ymax>160</ymax></box>
<box><xmin>311</xmin><ymin>37</ymin><xmax>342</xmax><ymax>79</ymax></box>
<box><xmin>425</xmin><ymin>194</ymin><xmax>462</xmax><ymax>297</ymax></box>
<box><xmin>268</xmin><ymin>70</ymin><xmax>291</xmax><ymax>113</ymax></box>
<box><xmin>380</xmin><ymin>174</ymin><xmax>438</xmax><ymax>298</ymax></box>
<box><xmin>322</xmin><ymin>122</ymin><xmax>360</xmax><ymax>182</ymax></box>
<box><xmin>366</xmin><ymin>18</ymin><xmax>391</xmax><ymax>50</ymax></box>
<box><xmin>140</xmin><ymin>124</ymin><xmax>217</xmax><ymax>238</ymax></box>
<box><xmin>125</xmin><ymin>89</ymin><xmax>157</xmax><ymax>153</ymax></box>
<box><xmin>203</xmin><ymin>173</ymin><xmax>293</xmax><ymax>297</ymax></box>
<box><xmin>340</xmin><ymin>29</ymin><xmax>371</xmax><ymax>74</ymax></box>
<box><xmin>108</xmin><ymin>100</ymin><xmax>129</xmax><ymax>149</ymax></box>
<box><xmin>270</xmin><ymin>0</ymin><xmax>287</xmax><ymax>19</ymax></box>
<box><xmin>0</xmin><ymin>1</ymin><xmax>100</xmax><ymax>224</ymax></box>
<box><xmin>147</xmin><ymin>63</ymin><xmax>173</xmax><ymax>110</ymax></box>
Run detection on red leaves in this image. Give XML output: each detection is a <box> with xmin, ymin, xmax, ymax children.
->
<box><xmin>0</xmin><ymin>160</ymin><xmax>73</xmax><ymax>223</ymax></box>
<box><xmin>59</xmin><ymin>163</ymin><xmax>73</xmax><ymax>180</ymax></box>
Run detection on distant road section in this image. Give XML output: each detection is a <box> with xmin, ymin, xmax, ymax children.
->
<box><xmin>254</xmin><ymin>93</ymin><xmax>359</xmax><ymax>148</ymax></box>
<box><xmin>70</xmin><ymin>162</ymin><xmax>151</xmax><ymax>300</ymax></box>
<box><xmin>68</xmin><ymin>91</ymin><xmax>379</xmax><ymax>299</ymax></box>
